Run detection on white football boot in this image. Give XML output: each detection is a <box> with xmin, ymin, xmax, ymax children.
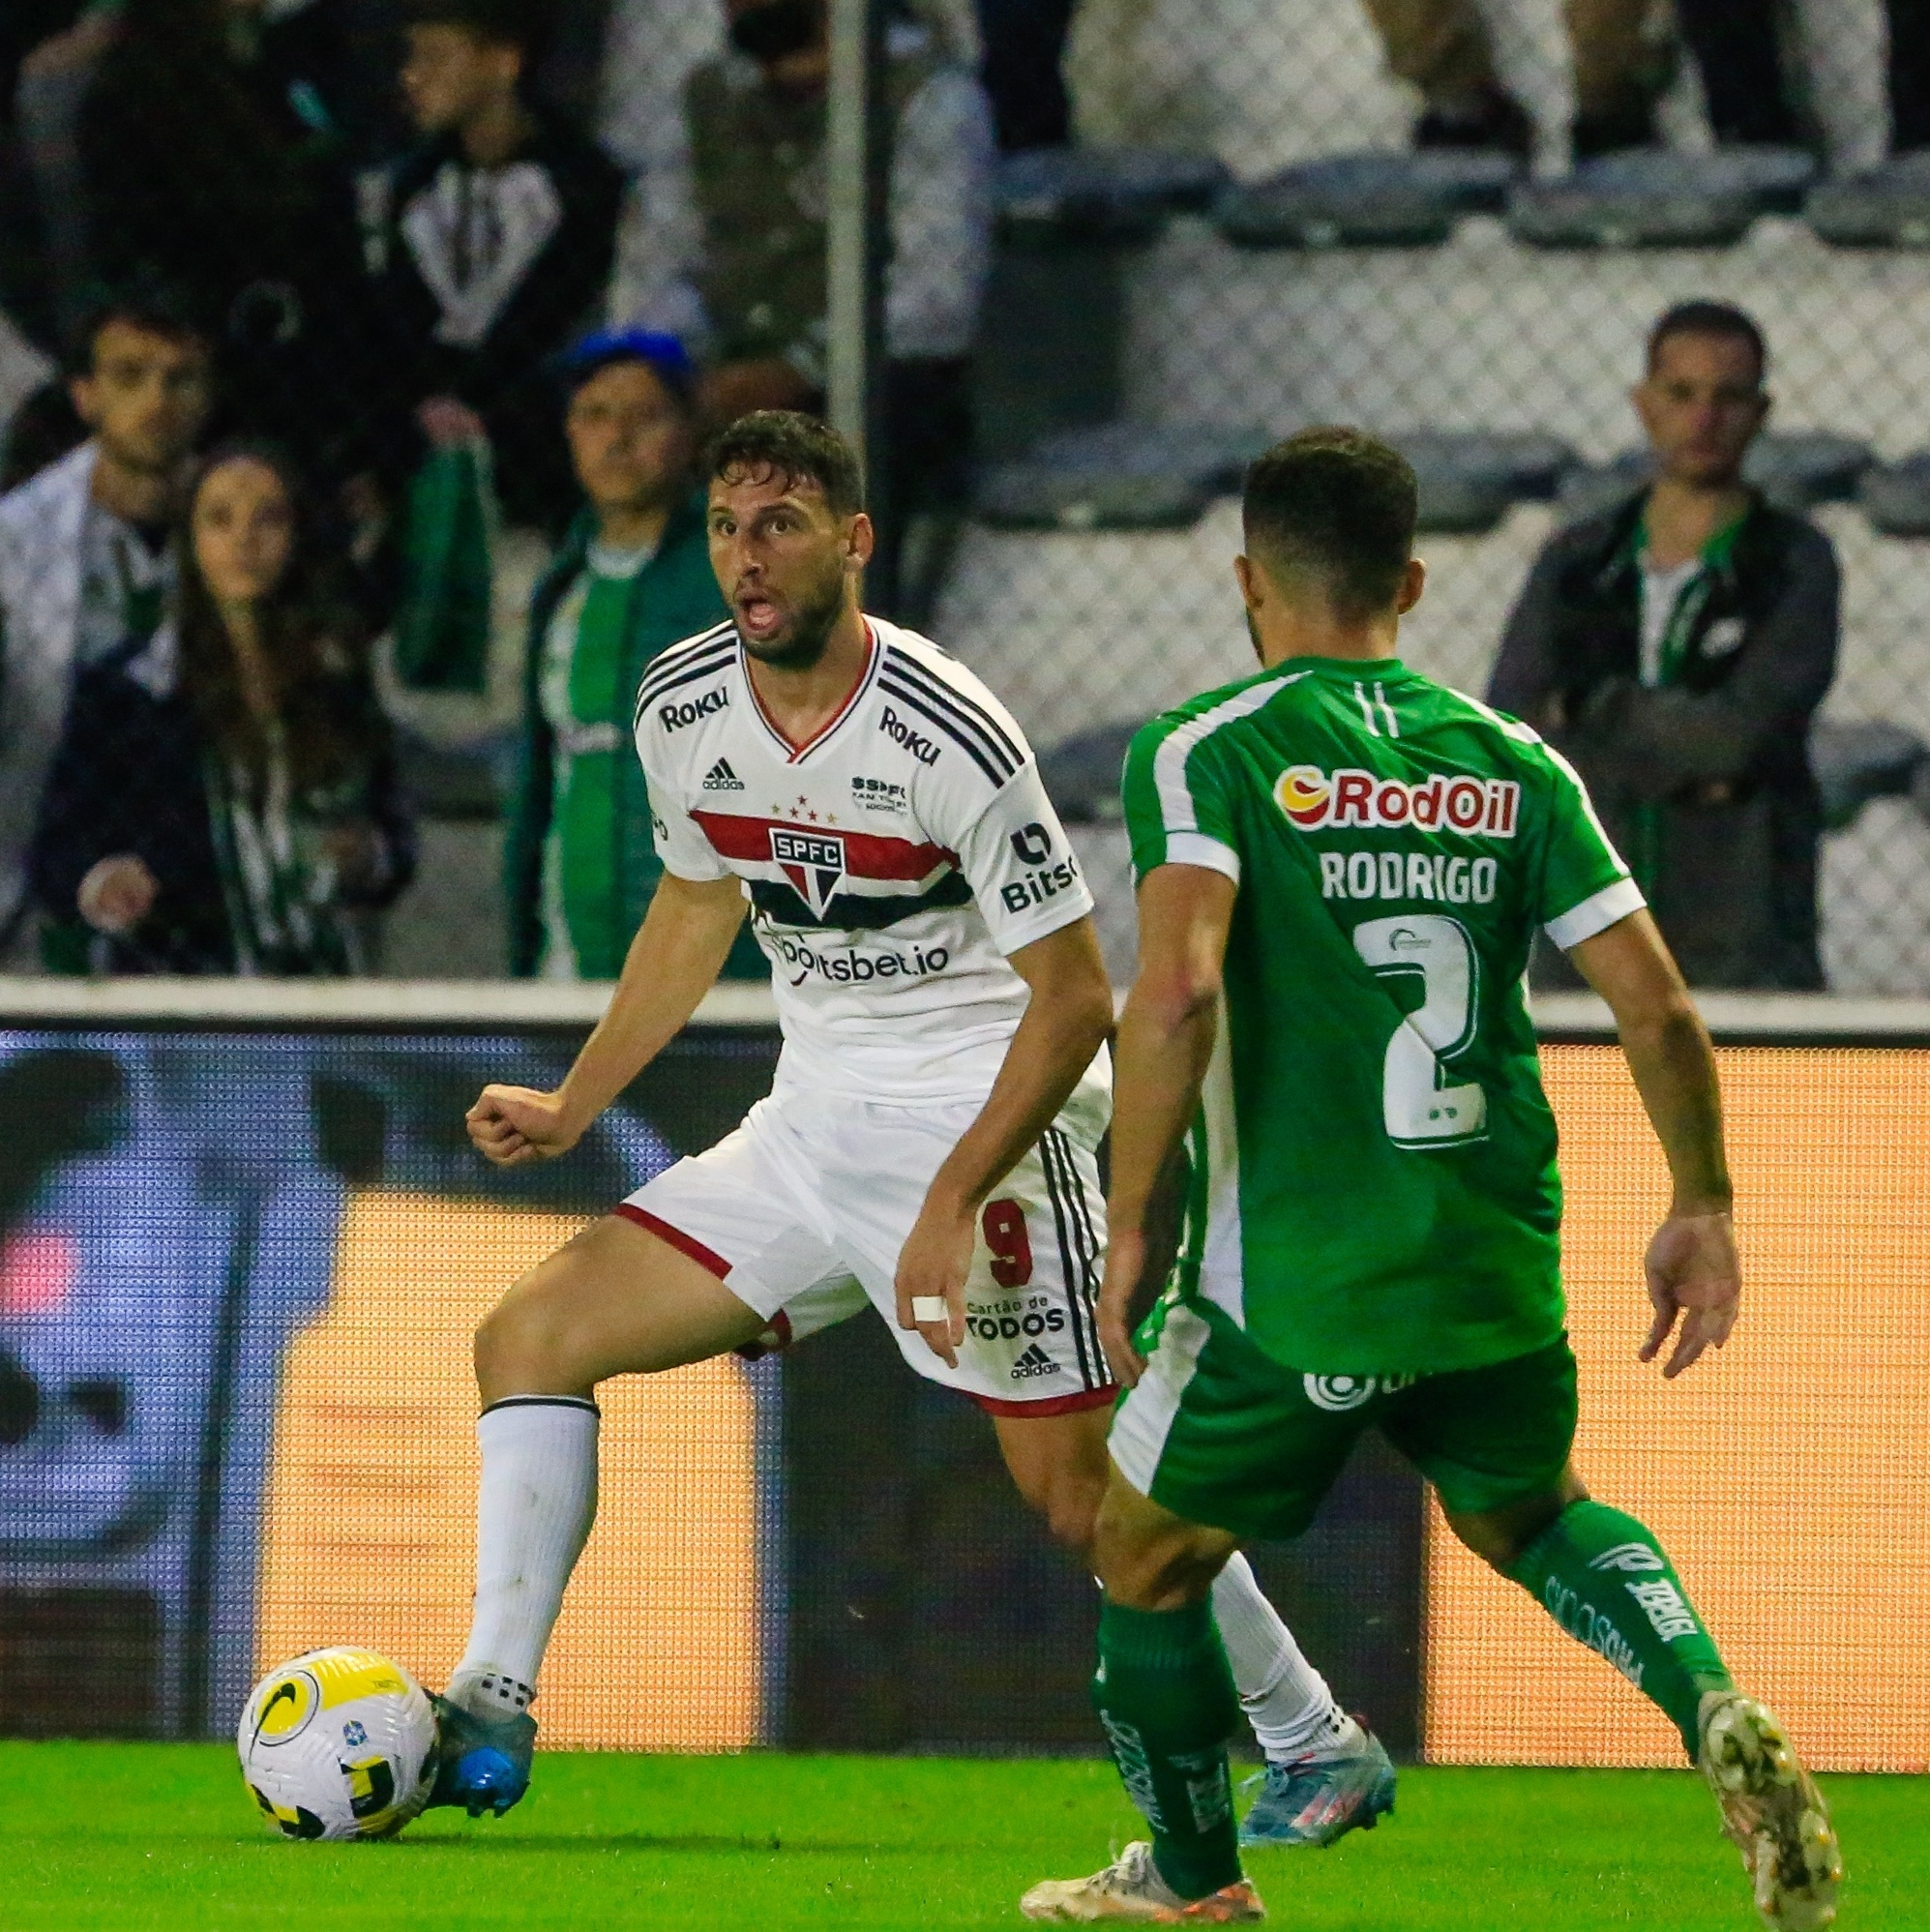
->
<box><xmin>1698</xmin><ymin>1691</ymin><xmax>1842</xmax><ymax>1929</ymax></box>
<box><xmin>1020</xmin><ymin>1841</ymin><xmax>1264</xmax><ymax>1923</ymax></box>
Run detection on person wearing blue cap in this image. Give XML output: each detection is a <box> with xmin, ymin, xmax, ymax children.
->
<box><xmin>504</xmin><ymin>330</ymin><xmax>757</xmax><ymax>980</ymax></box>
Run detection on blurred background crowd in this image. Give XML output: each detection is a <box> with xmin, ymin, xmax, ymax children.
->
<box><xmin>3</xmin><ymin>0</ymin><xmax>1930</xmax><ymax>992</ymax></box>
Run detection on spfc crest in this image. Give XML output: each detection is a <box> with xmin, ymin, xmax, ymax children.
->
<box><xmin>770</xmin><ymin>827</ymin><xmax>846</xmax><ymax>919</ymax></box>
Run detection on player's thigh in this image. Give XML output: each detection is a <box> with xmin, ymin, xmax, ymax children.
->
<box><xmin>991</xmin><ymin>1401</ymin><xmax>1113</xmax><ymax>1555</ymax></box>
<box><xmin>1094</xmin><ymin>1462</ymin><xmax>1241</xmax><ymax>1612</ymax></box>
<box><xmin>1109</xmin><ymin>1299</ymin><xmax>1367</xmax><ymax>1546</ymax></box>
<box><xmin>476</xmin><ymin>1213</ymin><xmax>768</xmax><ymax>1401</ymax></box>
<box><xmin>1378</xmin><ymin>1333</ymin><xmax>1582</xmax><ymax>1563</ymax></box>
<box><xmin>823</xmin><ymin>1105</ymin><xmax>1114</xmax><ymax>1408</ymax></box>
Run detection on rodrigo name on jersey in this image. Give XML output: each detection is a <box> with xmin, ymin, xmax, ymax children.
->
<box><xmin>1123</xmin><ymin>656</ymin><xmax>1642</xmax><ymax>1379</ymax></box>
<box><xmin>636</xmin><ymin>617</ymin><xmax>1102</xmax><ymax>1105</ymax></box>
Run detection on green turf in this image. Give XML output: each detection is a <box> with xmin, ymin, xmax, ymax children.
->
<box><xmin>1</xmin><ymin>1743</ymin><xmax>1920</xmax><ymax>1929</ymax></box>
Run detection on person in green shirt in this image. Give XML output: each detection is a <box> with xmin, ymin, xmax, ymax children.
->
<box><xmin>504</xmin><ymin>329</ymin><xmax>758</xmax><ymax>979</ymax></box>
<box><xmin>1022</xmin><ymin>431</ymin><xmax>1841</xmax><ymax>1930</ymax></box>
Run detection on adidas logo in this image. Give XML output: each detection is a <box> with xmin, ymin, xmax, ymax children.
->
<box><xmin>1010</xmin><ymin>1343</ymin><xmax>1060</xmax><ymax>1381</ymax></box>
<box><xmin>702</xmin><ymin>758</ymin><xmax>745</xmax><ymax>791</ymax></box>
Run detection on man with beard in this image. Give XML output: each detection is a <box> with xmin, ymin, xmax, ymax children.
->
<box><xmin>430</xmin><ymin>413</ymin><xmax>1395</xmax><ymax>1845</ymax></box>
<box><xmin>0</xmin><ymin>286</ymin><xmax>212</xmax><ymax>967</ymax></box>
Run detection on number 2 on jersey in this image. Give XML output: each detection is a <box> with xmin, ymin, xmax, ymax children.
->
<box><xmin>1351</xmin><ymin>914</ymin><xmax>1488</xmax><ymax>1148</ymax></box>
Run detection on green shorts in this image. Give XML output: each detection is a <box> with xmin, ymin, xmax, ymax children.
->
<box><xmin>1109</xmin><ymin>1298</ymin><xmax>1578</xmax><ymax>1542</ymax></box>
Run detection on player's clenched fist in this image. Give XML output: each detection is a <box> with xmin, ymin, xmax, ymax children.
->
<box><xmin>466</xmin><ymin>1085</ymin><xmax>584</xmax><ymax>1167</ymax></box>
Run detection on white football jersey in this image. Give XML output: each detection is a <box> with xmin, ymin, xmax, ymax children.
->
<box><xmin>634</xmin><ymin>614</ymin><xmax>1106</xmax><ymax>1107</ymax></box>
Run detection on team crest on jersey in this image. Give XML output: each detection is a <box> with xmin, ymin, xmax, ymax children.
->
<box><xmin>1273</xmin><ymin>764</ymin><xmax>1520</xmax><ymax>837</ymax></box>
<box><xmin>770</xmin><ymin>828</ymin><xmax>846</xmax><ymax>918</ymax></box>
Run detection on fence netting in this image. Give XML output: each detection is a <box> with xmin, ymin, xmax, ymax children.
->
<box><xmin>4</xmin><ymin>0</ymin><xmax>1929</xmax><ymax>989</ymax></box>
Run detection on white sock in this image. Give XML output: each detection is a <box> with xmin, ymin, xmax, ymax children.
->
<box><xmin>1212</xmin><ymin>1553</ymin><xmax>1357</xmax><ymax>1763</ymax></box>
<box><xmin>449</xmin><ymin>1396</ymin><xmax>600</xmax><ymax>1717</ymax></box>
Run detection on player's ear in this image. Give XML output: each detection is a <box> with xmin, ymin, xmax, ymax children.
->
<box><xmin>846</xmin><ymin>512</ymin><xmax>876</xmax><ymax>572</ymax></box>
<box><xmin>1395</xmin><ymin>555</ymin><xmax>1425</xmax><ymax>615</ymax></box>
<box><xmin>1232</xmin><ymin>552</ymin><xmax>1262</xmax><ymax>612</ymax></box>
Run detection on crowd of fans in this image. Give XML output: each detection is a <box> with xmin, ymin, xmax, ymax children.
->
<box><xmin>0</xmin><ymin>0</ymin><xmax>1005</xmax><ymax>981</ymax></box>
<box><xmin>0</xmin><ymin>0</ymin><xmax>1887</xmax><ymax>986</ymax></box>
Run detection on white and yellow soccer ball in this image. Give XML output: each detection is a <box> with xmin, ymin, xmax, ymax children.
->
<box><xmin>237</xmin><ymin>1647</ymin><xmax>438</xmax><ymax>1841</ymax></box>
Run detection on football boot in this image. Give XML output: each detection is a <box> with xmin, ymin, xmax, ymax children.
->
<box><xmin>1238</xmin><ymin>1720</ymin><xmax>1396</xmax><ymax>1849</ymax></box>
<box><xmin>1699</xmin><ymin>1691</ymin><xmax>1841</xmax><ymax>1929</ymax></box>
<box><xmin>1021</xmin><ymin>1842</ymin><xmax>1264</xmax><ymax>1923</ymax></box>
<box><xmin>426</xmin><ymin>1691</ymin><xmax>537</xmax><ymax>1818</ymax></box>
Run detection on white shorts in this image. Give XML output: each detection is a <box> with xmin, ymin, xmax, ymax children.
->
<box><xmin>618</xmin><ymin>1085</ymin><xmax>1114</xmax><ymax>1415</ymax></box>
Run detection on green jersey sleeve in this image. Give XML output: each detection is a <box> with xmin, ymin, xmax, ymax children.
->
<box><xmin>1534</xmin><ymin>744</ymin><xmax>1646</xmax><ymax>950</ymax></box>
<box><xmin>1121</xmin><ymin>710</ymin><xmax>1243</xmax><ymax>884</ymax></box>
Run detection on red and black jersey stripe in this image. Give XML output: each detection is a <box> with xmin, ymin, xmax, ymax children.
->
<box><xmin>691</xmin><ymin>808</ymin><xmax>971</xmax><ymax>932</ymax></box>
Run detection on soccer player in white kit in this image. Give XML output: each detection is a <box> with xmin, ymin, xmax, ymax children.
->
<box><xmin>433</xmin><ymin>414</ymin><xmax>1393</xmax><ymax>1838</ymax></box>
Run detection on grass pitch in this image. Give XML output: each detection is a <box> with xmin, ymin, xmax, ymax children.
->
<box><xmin>2</xmin><ymin>1743</ymin><xmax>1923</xmax><ymax>1929</ymax></box>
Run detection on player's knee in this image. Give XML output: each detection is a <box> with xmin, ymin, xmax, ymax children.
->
<box><xmin>474</xmin><ymin>1272</ymin><xmax>573</xmax><ymax>1399</ymax></box>
<box><xmin>1445</xmin><ymin>1487</ymin><xmax>1575</xmax><ymax>1574</ymax></box>
<box><xmin>1092</xmin><ymin>1491</ymin><xmax>1222</xmax><ymax>1610</ymax></box>
<box><xmin>1032</xmin><ymin>1470</ymin><xmax>1105</xmax><ymax>1559</ymax></box>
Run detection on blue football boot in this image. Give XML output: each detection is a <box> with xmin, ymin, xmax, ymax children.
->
<box><xmin>427</xmin><ymin>1692</ymin><xmax>537</xmax><ymax>1818</ymax></box>
<box><xmin>1239</xmin><ymin>1721</ymin><xmax>1397</xmax><ymax>1849</ymax></box>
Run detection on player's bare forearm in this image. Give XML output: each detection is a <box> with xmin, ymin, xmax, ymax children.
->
<box><xmin>925</xmin><ymin>918</ymin><xmax>1113</xmax><ymax>1217</ymax></box>
<box><xmin>1100</xmin><ymin>866</ymin><xmax>1236</xmax><ymax>1382</ymax></box>
<box><xmin>1569</xmin><ymin>910</ymin><xmax>1731</xmax><ymax>1213</ymax></box>
<box><xmin>556</xmin><ymin>874</ymin><xmax>749</xmax><ymax>1127</ymax></box>
<box><xmin>897</xmin><ymin>916</ymin><xmax>1113</xmax><ymax>1364</ymax></box>
<box><xmin>466</xmin><ymin>875</ymin><xmax>747</xmax><ymax>1166</ymax></box>
<box><xmin>1569</xmin><ymin>908</ymin><xmax>1739</xmax><ymax>1376</ymax></box>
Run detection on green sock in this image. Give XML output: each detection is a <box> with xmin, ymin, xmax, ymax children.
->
<box><xmin>1507</xmin><ymin>1499</ymin><xmax>1735</xmax><ymax>1760</ymax></box>
<box><xmin>1093</xmin><ymin>1598</ymin><xmax>1243</xmax><ymax>1900</ymax></box>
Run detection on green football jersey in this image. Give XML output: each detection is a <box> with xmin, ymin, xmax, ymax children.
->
<box><xmin>1122</xmin><ymin>654</ymin><xmax>1643</xmax><ymax>1377</ymax></box>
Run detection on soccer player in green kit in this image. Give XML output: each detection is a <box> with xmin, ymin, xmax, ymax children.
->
<box><xmin>1022</xmin><ymin>430</ymin><xmax>1842</xmax><ymax>1929</ymax></box>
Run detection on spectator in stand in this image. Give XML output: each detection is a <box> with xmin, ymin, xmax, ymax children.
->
<box><xmin>505</xmin><ymin>328</ymin><xmax>757</xmax><ymax>980</ymax></box>
<box><xmin>1360</xmin><ymin>0</ymin><xmax>1668</xmax><ymax>157</ymax></box>
<box><xmin>1490</xmin><ymin>302</ymin><xmax>1838</xmax><ymax>991</ymax></box>
<box><xmin>0</xmin><ymin>288</ymin><xmax>212</xmax><ymax>968</ymax></box>
<box><xmin>31</xmin><ymin>442</ymin><xmax>413</xmax><ymax>973</ymax></box>
<box><xmin>613</xmin><ymin>0</ymin><xmax>993</xmax><ymax>621</ymax></box>
<box><xmin>977</xmin><ymin>0</ymin><xmax>1072</xmax><ymax>150</ymax></box>
<box><xmin>1670</xmin><ymin>1</ymin><xmax>1929</xmax><ymax>157</ymax></box>
<box><xmin>367</xmin><ymin>0</ymin><xmax>625</xmax><ymax>532</ymax></box>
<box><xmin>75</xmin><ymin>0</ymin><xmax>370</xmax><ymax>480</ymax></box>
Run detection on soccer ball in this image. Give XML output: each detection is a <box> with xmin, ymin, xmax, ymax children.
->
<box><xmin>237</xmin><ymin>1647</ymin><xmax>438</xmax><ymax>1841</ymax></box>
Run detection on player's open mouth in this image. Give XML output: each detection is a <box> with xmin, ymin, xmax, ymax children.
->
<box><xmin>736</xmin><ymin>593</ymin><xmax>785</xmax><ymax>641</ymax></box>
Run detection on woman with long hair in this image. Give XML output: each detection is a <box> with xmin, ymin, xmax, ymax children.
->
<box><xmin>32</xmin><ymin>443</ymin><xmax>415</xmax><ymax>974</ymax></box>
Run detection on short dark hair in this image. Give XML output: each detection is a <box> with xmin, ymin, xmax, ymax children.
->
<box><xmin>1647</xmin><ymin>301</ymin><xmax>1767</xmax><ymax>383</ymax></box>
<box><xmin>67</xmin><ymin>282</ymin><xmax>212</xmax><ymax>377</ymax></box>
<box><xmin>707</xmin><ymin>410</ymin><xmax>865</xmax><ymax>517</ymax></box>
<box><xmin>1241</xmin><ymin>428</ymin><xmax>1416</xmax><ymax>622</ymax></box>
<box><xmin>400</xmin><ymin>0</ymin><xmax>549</xmax><ymax>54</ymax></box>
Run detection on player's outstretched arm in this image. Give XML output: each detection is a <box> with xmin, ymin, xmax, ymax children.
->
<box><xmin>1567</xmin><ymin>908</ymin><xmax>1739</xmax><ymax>1379</ymax></box>
<box><xmin>895</xmin><ymin>915</ymin><xmax>1114</xmax><ymax>1367</ymax></box>
<box><xmin>1100</xmin><ymin>864</ymin><xmax>1237</xmax><ymax>1388</ymax></box>
<box><xmin>466</xmin><ymin>873</ymin><xmax>749</xmax><ymax>1167</ymax></box>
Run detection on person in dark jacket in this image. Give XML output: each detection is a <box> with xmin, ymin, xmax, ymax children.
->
<box><xmin>365</xmin><ymin>0</ymin><xmax>624</xmax><ymax>531</ymax></box>
<box><xmin>504</xmin><ymin>328</ymin><xmax>758</xmax><ymax>979</ymax></box>
<box><xmin>75</xmin><ymin>0</ymin><xmax>371</xmax><ymax>480</ymax></box>
<box><xmin>32</xmin><ymin>441</ymin><xmax>413</xmax><ymax>973</ymax></box>
<box><xmin>1490</xmin><ymin>302</ymin><xmax>1839</xmax><ymax>990</ymax></box>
